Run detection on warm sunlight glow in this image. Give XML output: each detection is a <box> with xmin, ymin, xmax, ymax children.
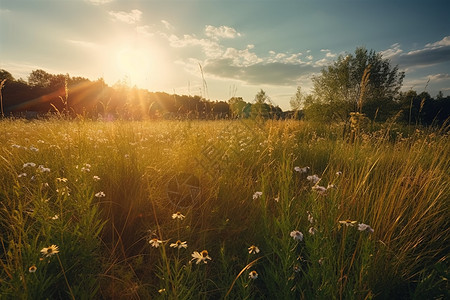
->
<box><xmin>116</xmin><ymin>47</ymin><xmax>153</xmax><ymax>86</ymax></box>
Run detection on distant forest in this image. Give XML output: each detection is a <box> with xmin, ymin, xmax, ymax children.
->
<box><xmin>0</xmin><ymin>69</ymin><xmax>449</xmax><ymax>125</ymax></box>
<box><xmin>0</xmin><ymin>69</ymin><xmax>286</xmax><ymax>120</ymax></box>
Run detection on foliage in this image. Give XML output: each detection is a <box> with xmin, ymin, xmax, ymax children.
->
<box><xmin>308</xmin><ymin>47</ymin><xmax>405</xmax><ymax>122</ymax></box>
<box><xmin>0</xmin><ymin>118</ymin><xmax>448</xmax><ymax>299</ymax></box>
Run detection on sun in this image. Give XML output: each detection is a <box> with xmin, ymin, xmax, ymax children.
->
<box><xmin>116</xmin><ymin>47</ymin><xmax>153</xmax><ymax>86</ymax></box>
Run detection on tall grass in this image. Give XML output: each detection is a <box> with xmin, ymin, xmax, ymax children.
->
<box><xmin>0</xmin><ymin>118</ymin><xmax>448</xmax><ymax>299</ymax></box>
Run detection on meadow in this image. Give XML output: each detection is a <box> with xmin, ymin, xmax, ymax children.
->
<box><xmin>0</xmin><ymin>118</ymin><xmax>448</xmax><ymax>299</ymax></box>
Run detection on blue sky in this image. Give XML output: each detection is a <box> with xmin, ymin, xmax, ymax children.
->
<box><xmin>1</xmin><ymin>0</ymin><xmax>449</xmax><ymax>110</ymax></box>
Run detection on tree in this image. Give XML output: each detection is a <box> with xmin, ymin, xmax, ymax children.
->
<box><xmin>28</xmin><ymin>69</ymin><xmax>53</xmax><ymax>87</ymax></box>
<box><xmin>309</xmin><ymin>47</ymin><xmax>404</xmax><ymax>122</ymax></box>
<box><xmin>251</xmin><ymin>89</ymin><xmax>270</xmax><ymax>118</ymax></box>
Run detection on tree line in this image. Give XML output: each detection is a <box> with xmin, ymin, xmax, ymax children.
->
<box><xmin>1</xmin><ymin>46</ymin><xmax>449</xmax><ymax>125</ymax></box>
<box><xmin>0</xmin><ymin>69</ymin><xmax>285</xmax><ymax>120</ymax></box>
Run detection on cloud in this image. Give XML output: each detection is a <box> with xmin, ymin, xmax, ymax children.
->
<box><xmin>381</xmin><ymin>36</ymin><xmax>450</xmax><ymax>68</ymax></box>
<box><xmin>427</xmin><ymin>73</ymin><xmax>450</xmax><ymax>81</ymax></box>
<box><xmin>202</xmin><ymin>58</ymin><xmax>315</xmax><ymax>86</ymax></box>
<box><xmin>0</xmin><ymin>8</ymin><xmax>11</xmax><ymax>14</ymax></box>
<box><xmin>85</xmin><ymin>0</ymin><xmax>114</xmax><ymax>5</ymax></box>
<box><xmin>205</xmin><ymin>25</ymin><xmax>241</xmax><ymax>40</ymax></box>
<box><xmin>136</xmin><ymin>25</ymin><xmax>154</xmax><ymax>37</ymax></box>
<box><xmin>161</xmin><ymin>20</ymin><xmax>174</xmax><ymax>30</ymax></box>
<box><xmin>108</xmin><ymin>9</ymin><xmax>142</xmax><ymax>24</ymax></box>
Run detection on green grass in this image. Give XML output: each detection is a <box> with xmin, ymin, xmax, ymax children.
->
<box><xmin>0</xmin><ymin>118</ymin><xmax>448</xmax><ymax>299</ymax></box>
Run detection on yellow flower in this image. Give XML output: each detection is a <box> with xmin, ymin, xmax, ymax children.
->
<box><xmin>149</xmin><ymin>238</ymin><xmax>163</xmax><ymax>248</ymax></box>
<box><xmin>339</xmin><ymin>220</ymin><xmax>357</xmax><ymax>227</ymax></box>
<box><xmin>170</xmin><ymin>240</ymin><xmax>187</xmax><ymax>249</ymax></box>
<box><xmin>40</xmin><ymin>245</ymin><xmax>59</xmax><ymax>257</ymax></box>
<box><xmin>248</xmin><ymin>270</ymin><xmax>258</xmax><ymax>279</ymax></box>
<box><xmin>248</xmin><ymin>245</ymin><xmax>260</xmax><ymax>254</ymax></box>
<box><xmin>172</xmin><ymin>212</ymin><xmax>185</xmax><ymax>220</ymax></box>
<box><xmin>191</xmin><ymin>250</ymin><xmax>212</xmax><ymax>264</ymax></box>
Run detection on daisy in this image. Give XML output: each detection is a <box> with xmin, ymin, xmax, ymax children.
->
<box><xmin>290</xmin><ymin>230</ymin><xmax>304</xmax><ymax>241</ymax></box>
<box><xmin>308</xmin><ymin>227</ymin><xmax>318</xmax><ymax>235</ymax></box>
<box><xmin>23</xmin><ymin>162</ymin><xmax>36</xmax><ymax>168</ymax></box>
<box><xmin>312</xmin><ymin>185</ymin><xmax>327</xmax><ymax>195</ymax></box>
<box><xmin>191</xmin><ymin>250</ymin><xmax>212</xmax><ymax>264</ymax></box>
<box><xmin>40</xmin><ymin>245</ymin><xmax>59</xmax><ymax>257</ymax></box>
<box><xmin>37</xmin><ymin>165</ymin><xmax>50</xmax><ymax>173</ymax></box>
<box><xmin>248</xmin><ymin>245</ymin><xmax>260</xmax><ymax>254</ymax></box>
<box><xmin>170</xmin><ymin>240</ymin><xmax>188</xmax><ymax>249</ymax></box>
<box><xmin>149</xmin><ymin>238</ymin><xmax>163</xmax><ymax>248</ymax></box>
<box><xmin>307</xmin><ymin>174</ymin><xmax>320</xmax><ymax>184</ymax></box>
<box><xmin>93</xmin><ymin>175</ymin><xmax>101</xmax><ymax>181</ymax></box>
<box><xmin>95</xmin><ymin>191</ymin><xmax>105</xmax><ymax>198</ymax></box>
<box><xmin>252</xmin><ymin>191</ymin><xmax>262</xmax><ymax>200</ymax></box>
<box><xmin>29</xmin><ymin>265</ymin><xmax>37</xmax><ymax>273</ymax></box>
<box><xmin>172</xmin><ymin>212</ymin><xmax>185</xmax><ymax>220</ymax></box>
<box><xmin>357</xmin><ymin>223</ymin><xmax>374</xmax><ymax>233</ymax></box>
<box><xmin>294</xmin><ymin>166</ymin><xmax>310</xmax><ymax>173</ymax></box>
<box><xmin>248</xmin><ymin>270</ymin><xmax>258</xmax><ymax>280</ymax></box>
<box><xmin>339</xmin><ymin>220</ymin><xmax>357</xmax><ymax>227</ymax></box>
<box><xmin>307</xmin><ymin>211</ymin><xmax>314</xmax><ymax>224</ymax></box>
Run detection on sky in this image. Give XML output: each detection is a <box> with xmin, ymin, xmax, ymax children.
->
<box><xmin>1</xmin><ymin>0</ymin><xmax>449</xmax><ymax>110</ymax></box>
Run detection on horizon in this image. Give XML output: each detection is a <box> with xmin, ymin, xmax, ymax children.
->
<box><xmin>1</xmin><ymin>0</ymin><xmax>449</xmax><ymax>110</ymax></box>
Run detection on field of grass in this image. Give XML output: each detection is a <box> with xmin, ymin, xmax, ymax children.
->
<box><xmin>0</xmin><ymin>118</ymin><xmax>448</xmax><ymax>299</ymax></box>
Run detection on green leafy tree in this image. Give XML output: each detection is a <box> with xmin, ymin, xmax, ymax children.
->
<box><xmin>251</xmin><ymin>89</ymin><xmax>270</xmax><ymax>118</ymax></box>
<box><xmin>309</xmin><ymin>47</ymin><xmax>404</xmax><ymax>122</ymax></box>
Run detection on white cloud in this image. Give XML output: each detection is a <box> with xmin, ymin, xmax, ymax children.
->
<box><xmin>428</xmin><ymin>73</ymin><xmax>450</xmax><ymax>81</ymax></box>
<box><xmin>85</xmin><ymin>0</ymin><xmax>114</xmax><ymax>5</ymax></box>
<box><xmin>380</xmin><ymin>43</ymin><xmax>403</xmax><ymax>59</ymax></box>
<box><xmin>204</xmin><ymin>25</ymin><xmax>241</xmax><ymax>40</ymax></box>
<box><xmin>425</xmin><ymin>36</ymin><xmax>450</xmax><ymax>48</ymax></box>
<box><xmin>161</xmin><ymin>20</ymin><xmax>174</xmax><ymax>30</ymax></box>
<box><xmin>108</xmin><ymin>9</ymin><xmax>142</xmax><ymax>24</ymax></box>
<box><xmin>136</xmin><ymin>25</ymin><xmax>154</xmax><ymax>37</ymax></box>
<box><xmin>325</xmin><ymin>52</ymin><xmax>336</xmax><ymax>58</ymax></box>
<box><xmin>381</xmin><ymin>36</ymin><xmax>450</xmax><ymax>68</ymax></box>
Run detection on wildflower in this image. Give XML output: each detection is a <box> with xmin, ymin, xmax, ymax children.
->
<box><xmin>93</xmin><ymin>175</ymin><xmax>101</xmax><ymax>181</ymax></box>
<box><xmin>37</xmin><ymin>165</ymin><xmax>50</xmax><ymax>173</ymax></box>
<box><xmin>95</xmin><ymin>191</ymin><xmax>105</xmax><ymax>198</ymax></box>
<box><xmin>172</xmin><ymin>212</ymin><xmax>185</xmax><ymax>220</ymax></box>
<box><xmin>336</xmin><ymin>171</ymin><xmax>343</xmax><ymax>176</ymax></box>
<box><xmin>191</xmin><ymin>250</ymin><xmax>212</xmax><ymax>264</ymax></box>
<box><xmin>81</xmin><ymin>167</ymin><xmax>90</xmax><ymax>172</ymax></box>
<box><xmin>149</xmin><ymin>238</ymin><xmax>163</xmax><ymax>248</ymax></box>
<box><xmin>307</xmin><ymin>211</ymin><xmax>314</xmax><ymax>224</ymax></box>
<box><xmin>327</xmin><ymin>184</ymin><xmax>336</xmax><ymax>190</ymax></box>
<box><xmin>23</xmin><ymin>162</ymin><xmax>36</xmax><ymax>168</ymax></box>
<box><xmin>248</xmin><ymin>270</ymin><xmax>258</xmax><ymax>280</ymax></box>
<box><xmin>274</xmin><ymin>196</ymin><xmax>279</xmax><ymax>202</ymax></box>
<box><xmin>339</xmin><ymin>220</ymin><xmax>357</xmax><ymax>227</ymax></box>
<box><xmin>170</xmin><ymin>240</ymin><xmax>188</xmax><ymax>249</ymax></box>
<box><xmin>56</xmin><ymin>177</ymin><xmax>68</xmax><ymax>183</ymax></box>
<box><xmin>290</xmin><ymin>230</ymin><xmax>304</xmax><ymax>241</ymax></box>
<box><xmin>158</xmin><ymin>289</ymin><xmax>166</xmax><ymax>294</ymax></box>
<box><xmin>51</xmin><ymin>215</ymin><xmax>59</xmax><ymax>220</ymax></box>
<box><xmin>312</xmin><ymin>185</ymin><xmax>327</xmax><ymax>195</ymax></box>
<box><xmin>40</xmin><ymin>245</ymin><xmax>59</xmax><ymax>257</ymax></box>
<box><xmin>56</xmin><ymin>187</ymin><xmax>71</xmax><ymax>196</ymax></box>
<box><xmin>294</xmin><ymin>166</ymin><xmax>310</xmax><ymax>173</ymax></box>
<box><xmin>358</xmin><ymin>223</ymin><xmax>374</xmax><ymax>233</ymax></box>
<box><xmin>18</xmin><ymin>173</ymin><xmax>27</xmax><ymax>178</ymax></box>
<box><xmin>318</xmin><ymin>258</ymin><xmax>325</xmax><ymax>265</ymax></box>
<box><xmin>293</xmin><ymin>265</ymin><xmax>301</xmax><ymax>273</ymax></box>
<box><xmin>248</xmin><ymin>245</ymin><xmax>260</xmax><ymax>254</ymax></box>
<box><xmin>29</xmin><ymin>265</ymin><xmax>37</xmax><ymax>273</ymax></box>
<box><xmin>307</xmin><ymin>174</ymin><xmax>320</xmax><ymax>184</ymax></box>
<box><xmin>29</xmin><ymin>146</ymin><xmax>39</xmax><ymax>152</ymax></box>
<box><xmin>308</xmin><ymin>227</ymin><xmax>318</xmax><ymax>235</ymax></box>
<box><xmin>252</xmin><ymin>191</ymin><xmax>262</xmax><ymax>200</ymax></box>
